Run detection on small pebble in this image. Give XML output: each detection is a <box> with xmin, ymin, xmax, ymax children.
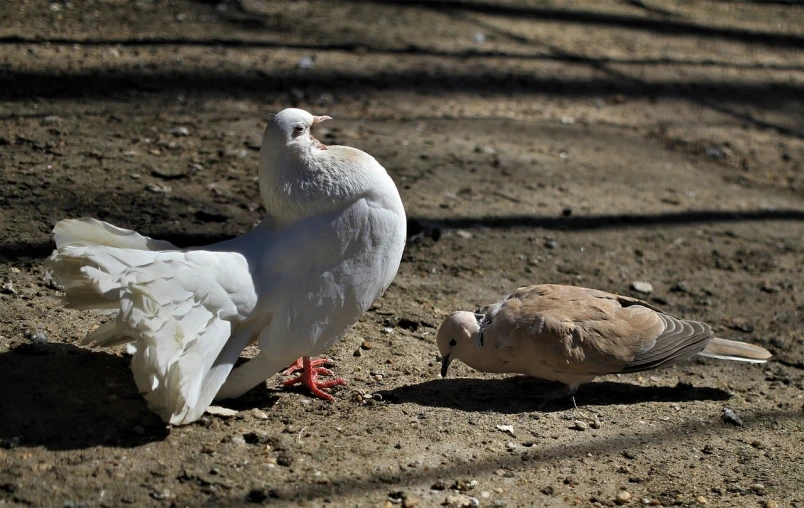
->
<box><xmin>298</xmin><ymin>55</ymin><xmax>315</xmax><ymax>69</ymax></box>
<box><xmin>630</xmin><ymin>281</ymin><xmax>653</xmax><ymax>294</ymax></box>
<box><xmin>26</xmin><ymin>330</ymin><xmax>48</xmax><ymax>345</ymax></box>
<box><xmin>572</xmin><ymin>420</ymin><xmax>588</xmax><ymax>431</ymax></box>
<box><xmin>444</xmin><ymin>494</ymin><xmax>479</xmax><ymax>508</ymax></box>
<box><xmin>169</xmin><ymin>126</ymin><xmax>190</xmax><ymax>136</ymax></box>
<box><xmin>722</xmin><ymin>407</ymin><xmax>743</xmax><ymax>426</ymax></box>
<box><xmin>206</xmin><ymin>406</ymin><xmax>238</xmax><ymax>418</ymax></box>
<box><xmin>765</xmin><ymin>501</ymin><xmax>779</xmax><ymax>508</ymax></box>
<box><xmin>251</xmin><ymin>409</ymin><xmax>269</xmax><ymax>420</ymax></box>
<box><xmin>696</xmin><ymin>496</ymin><xmax>708</xmax><ymax>505</ymax></box>
<box><xmin>496</xmin><ymin>424</ymin><xmax>515</xmax><ymax>435</ymax></box>
<box><xmin>544</xmin><ymin>239</ymin><xmax>558</xmax><ymax>249</ymax></box>
<box><xmin>671</xmin><ymin>281</ymin><xmax>690</xmax><ymax>293</ymax></box>
<box><xmin>616</xmin><ymin>490</ymin><xmax>632</xmax><ymax>504</ymax></box>
<box><xmin>361</xmin><ymin>341</ymin><xmax>373</xmax><ymax>350</ymax></box>
<box><xmin>749</xmin><ymin>483</ymin><xmax>765</xmax><ymax>493</ymax></box>
<box><xmin>505</xmin><ymin>442</ymin><xmax>516</xmax><ymax>450</ymax></box>
<box><xmin>1</xmin><ymin>281</ymin><xmax>15</xmax><ymax>295</ymax></box>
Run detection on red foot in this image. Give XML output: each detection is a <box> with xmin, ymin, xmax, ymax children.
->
<box><xmin>281</xmin><ymin>356</ymin><xmax>346</xmax><ymax>401</ymax></box>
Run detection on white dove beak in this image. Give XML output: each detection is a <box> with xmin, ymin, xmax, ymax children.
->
<box><xmin>313</xmin><ymin>115</ymin><xmax>332</xmax><ymax>124</ymax></box>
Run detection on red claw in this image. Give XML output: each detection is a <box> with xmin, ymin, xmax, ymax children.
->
<box><xmin>282</xmin><ymin>356</ymin><xmax>346</xmax><ymax>401</ymax></box>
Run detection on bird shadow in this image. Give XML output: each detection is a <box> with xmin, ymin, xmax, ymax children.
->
<box><xmin>378</xmin><ymin>376</ymin><xmax>731</xmax><ymax>414</ymax></box>
<box><xmin>0</xmin><ymin>343</ymin><xmax>169</xmax><ymax>451</ymax></box>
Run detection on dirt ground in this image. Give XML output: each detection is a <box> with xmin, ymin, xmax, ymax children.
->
<box><xmin>1</xmin><ymin>0</ymin><xmax>804</xmax><ymax>506</ymax></box>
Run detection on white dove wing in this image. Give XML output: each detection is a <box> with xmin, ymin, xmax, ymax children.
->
<box><xmin>48</xmin><ymin>221</ymin><xmax>259</xmax><ymax>425</ymax></box>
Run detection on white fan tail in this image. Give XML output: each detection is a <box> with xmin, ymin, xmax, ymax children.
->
<box><xmin>47</xmin><ymin>218</ymin><xmax>258</xmax><ymax>425</ymax></box>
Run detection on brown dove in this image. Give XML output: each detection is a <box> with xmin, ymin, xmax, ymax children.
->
<box><xmin>437</xmin><ymin>284</ymin><xmax>771</xmax><ymax>403</ymax></box>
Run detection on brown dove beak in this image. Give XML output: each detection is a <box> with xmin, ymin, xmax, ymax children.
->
<box><xmin>440</xmin><ymin>353</ymin><xmax>452</xmax><ymax>378</ymax></box>
<box><xmin>313</xmin><ymin>115</ymin><xmax>332</xmax><ymax>125</ymax></box>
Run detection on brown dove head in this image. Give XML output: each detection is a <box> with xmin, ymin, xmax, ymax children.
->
<box><xmin>436</xmin><ymin>311</ymin><xmax>482</xmax><ymax>377</ymax></box>
<box><xmin>266</xmin><ymin>108</ymin><xmax>331</xmax><ymax>152</ymax></box>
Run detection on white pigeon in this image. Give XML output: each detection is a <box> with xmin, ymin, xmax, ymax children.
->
<box><xmin>438</xmin><ymin>284</ymin><xmax>771</xmax><ymax>403</ymax></box>
<box><xmin>47</xmin><ymin>108</ymin><xmax>407</xmax><ymax>425</ymax></box>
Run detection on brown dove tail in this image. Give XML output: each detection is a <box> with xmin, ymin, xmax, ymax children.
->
<box><xmin>698</xmin><ymin>338</ymin><xmax>772</xmax><ymax>363</ymax></box>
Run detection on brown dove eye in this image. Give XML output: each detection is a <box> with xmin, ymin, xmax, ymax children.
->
<box><xmin>449</xmin><ymin>339</ymin><xmax>457</xmax><ymax>347</ymax></box>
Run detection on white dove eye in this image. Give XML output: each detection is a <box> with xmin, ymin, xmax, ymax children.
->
<box><xmin>293</xmin><ymin>125</ymin><xmax>305</xmax><ymax>135</ymax></box>
<box><xmin>449</xmin><ymin>338</ymin><xmax>457</xmax><ymax>347</ymax></box>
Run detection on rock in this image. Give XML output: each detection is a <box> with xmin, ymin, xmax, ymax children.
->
<box><xmin>298</xmin><ymin>55</ymin><xmax>315</xmax><ymax>69</ymax></box>
<box><xmin>455</xmin><ymin>230</ymin><xmax>473</xmax><ymax>239</ymax></box>
<box><xmin>505</xmin><ymin>441</ymin><xmax>516</xmax><ymax>450</ymax></box>
<box><xmin>572</xmin><ymin>420</ymin><xmax>588</xmax><ymax>431</ymax></box>
<box><xmin>705</xmin><ymin>146</ymin><xmax>730</xmax><ymax>159</ymax></box>
<box><xmin>563</xmin><ymin>475</ymin><xmax>579</xmax><ymax>486</ymax></box>
<box><xmin>722</xmin><ymin>407</ymin><xmax>743</xmax><ymax>426</ymax></box>
<box><xmin>25</xmin><ymin>330</ymin><xmax>48</xmax><ymax>345</ymax></box>
<box><xmin>43</xmin><ymin>115</ymin><xmax>64</xmax><ymax>125</ymax></box>
<box><xmin>151</xmin><ymin>166</ymin><xmax>189</xmax><ymax>180</ymax></box>
<box><xmin>765</xmin><ymin>501</ymin><xmax>779</xmax><ymax>508</ymax></box>
<box><xmin>696</xmin><ymin>496</ymin><xmax>708</xmax><ymax>505</ymax></box>
<box><xmin>544</xmin><ymin>238</ymin><xmax>558</xmax><ymax>249</ymax></box>
<box><xmin>630</xmin><ymin>281</ymin><xmax>653</xmax><ymax>294</ymax></box>
<box><xmin>451</xmin><ymin>479</ymin><xmax>477</xmax><ymax>492</ymax></box>
<box><xmin>725</xmin><ymin>317</ymin><xmax>754</xmax><ymax>333</ymax></box>
<box><xmin>361</xmin><ymin>341</ymin><xmax>373</xmax><ymax>350</ymax></box>
<box><xmin>169</xmin><ymin>126</ymin><xmax>190</xmax><ymax>136</ymax></box>
<box><xmin>1</xmin><ymin>281</ymin><xmax>16</xmax><ymax>295</ymax></box>
<box><xmin>246</xmin><ymin>488</ymin><xmax>268</xmax><ymax>503</ymax></box>
<box><xmin>749</xmin><ymin>483</ymin><xmax>765</xmax><ymax>493</ymax></box>
<box><xmin>206</xmin><ymin>406</ymin><xmax>238</xmax><ymax>418</ymax></box>
<box><xmin>145</xmin><ymin>182</ymin><xmax>171</xmax><ymax>193</ymax></box>
<box><xmin>431</xmin><ymin>480</ymin><xmax>448</xmax><ymax>491</ymax></box>
<box><xmin>615</xmin><ymin>490</ymin><xmax>632</xmax><ymax>504</ymax></box>
<box><xmin>496</xmin><ymin>424</ymin><xmax>515</xmax><ymax>436</ymax></box>
<box><xmin>760</xmin><ymin>281</ymin><xmax>781</xmax><ymax>294</ymax></box>
<box><xmin>443</xmin><ymin>494</ymin><xmax>479</xmax><ymax>508</ymax></box>
<box><xmin>251</xmin><ymin>409</ymin><xmax>269</xmax><ymax>420</ymax></box>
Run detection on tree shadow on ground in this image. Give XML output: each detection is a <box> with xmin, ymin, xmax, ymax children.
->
<box><xmin>378</xmin><ymin>376</ymin><xmax>731</xmax><ymax>414</ymax></box>
<box><xmin>354</xmin><ymin>0</ymin><xmax>804</xmax><ymax>49</ymax></box>
<box><xmin>0</xmin><ymin>343</ymin><xmax>169</xmax><ymax>451</ymax></box>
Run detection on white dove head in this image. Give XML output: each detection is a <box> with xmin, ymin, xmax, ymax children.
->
<box><xmin>437</xmin><ymin>311</ymin><xmax>482</xmax><ymax>377</ymax></box>
<box><xmin>266</xmin><ymin>108</ymin><xmax>331</xmax><ymax>150</ymax></box>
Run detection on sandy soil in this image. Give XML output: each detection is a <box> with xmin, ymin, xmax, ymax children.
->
<box><xmin>1</xmin><ymin>0</ymin><xmax>803</xmax><ymax>506</ymax></box>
